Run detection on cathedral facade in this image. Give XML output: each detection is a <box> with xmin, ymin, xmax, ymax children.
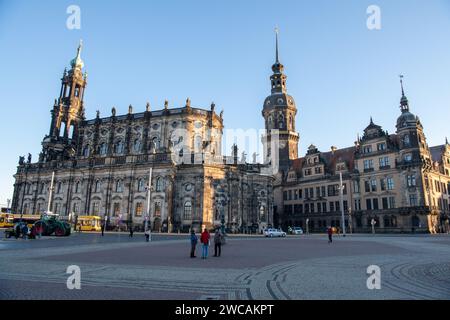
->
<box><xmin>11</xmin><ymin>42</ymin><xmax>274</xmax><ymax>233</ymax></box>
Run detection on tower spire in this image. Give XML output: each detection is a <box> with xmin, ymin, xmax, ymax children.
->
<box><xmin>399</xmin><ymin>74</ymin><xmax>409</xmax><ymax>113</ymax></box>
<box><xmin>275</xmin><ymin>26</ymin><xmax>279</xmax><ymax>63</ymax></box>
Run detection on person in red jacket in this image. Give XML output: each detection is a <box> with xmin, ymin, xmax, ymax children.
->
<box><xmin>200</xmin><ymin>228</ymin><xmax>210</xmax><ymax>259</ymax></box>
<box><xmin>327</xmin><ymin>227</ymin><xmax>333</xmax><ymax>244</ymax></box>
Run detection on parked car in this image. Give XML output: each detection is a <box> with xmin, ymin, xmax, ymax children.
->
<box><xmin>291</xmin><ymin>227</ymin><xmax>304</xmax><ymax>235</ymax></box>
<box><xmin>264</xmin><ymin>228</ymin><xmax>286</xmax><ymax>237</ymax></box>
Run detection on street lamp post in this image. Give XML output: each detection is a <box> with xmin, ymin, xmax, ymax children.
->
<box><xmin>339</xmin><ymin>171</ymin><xmax>347</xmax><ymax>237</ymax></box>
<box><xmin>145</xmin><ymin>168</ymin><xmax>153</xmax><ymax>242</ymax></box>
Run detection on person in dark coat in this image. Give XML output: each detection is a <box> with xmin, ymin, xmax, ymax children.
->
<box><xmin>213</xmin><ymin>229</ymin><xmax>223</xmax><ymax>257</ymax></box>
<box><xmin>190</xmin><ymin>230</ymin><xmax>198</xmax><ymax>258</ymax></box>
<box><xmin>129</xmin><ymin>224</ymin><xmax>134</xmax><ymax>238</ymax></box>
<box><xmin>200</xmin><ymin>228</ymin><xmax>210</xmax><ymax>259</ymax></box>
<box><xmin>327</xmin><ymin>227</ymin><xmax>333</xmax><ymax>243</ymax></box>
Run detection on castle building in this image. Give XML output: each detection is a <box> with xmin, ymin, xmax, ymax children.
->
<box><xmin>268</xmin><ymin>43</ymin><xmax>450</xmax><ymax>233</ymax></box>
<box><xmin>11</xmin><ymin>41</ymin><xmax>274</xmax><ymax>233</ymax></box>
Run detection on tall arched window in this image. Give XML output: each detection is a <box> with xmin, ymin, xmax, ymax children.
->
<box><xmin>116</xmin><ymin>180</ymin><xmax>123</xmax><ymax>193</ymax></box>
<box><xmin>137</xmin><ymin>178</ymin><xmax>145</xmax><ymax>192</ymax></box>
<box><xmin>83</xmin><ymin>145</ymin><xmax>90</xmax><ymax>157</ymax></box>
<box><xmin>133</xmin><ymin>139</ymin><xmax>141</xmax><ymax>153</ymax></box>
<box><xmin>74</xmin><ymin>181</ymin><xmax>80</xmax><ymax>193</ymax></box>
<box><xmin>115</xmin><ymin>140</ymin><xmax>124</xmax><ymax>154</ymax></box>
<box><xmin>152</xmin><ymin>137</ymin><xmax>160</xmax><ymax>150</ymax></box>
<box><xmin>99</xmin><ymin>143</ymin><xmax>107</xmax><ymax>156</ymax></box>
<box><xmin>69</xmin><ymin>125</ymin><xmax>75</xmax><ymax>139</ymax></box>
<box><xmin>95</xmin><ymin>180</ymin><xmax>101</xmax><ymax>193</ymax></box>
<box><xmin>60</xmin><ymin>122</ymin><xmax>66</xmax><ymax>137</ymax></box>
<box><xmin>40</xmin><ymin>183</ymin><xmax>46</xmax><ymax>194</ymax></box>
<box><xmin>155</xmin><ymin>177</ymin><xmax>163</xmax><ymax>192</ymax></box>
<box><xmin>194</xmin><ymin>135</ymin><xmax>202</xmax><ymax>153</ymax></box>
<box><xmin>260</xmin><ymin>205</ymin><xmax>266</xmax><ymax>222</ymax></box>
<box><xmin>184</xmin><ymin>201</ymin><xmax>192</xmax><ymax>220</ymax></box>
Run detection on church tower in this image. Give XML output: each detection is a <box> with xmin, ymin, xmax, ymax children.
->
<box><xmin>261</xmin><ymin>29</ymin><xmax>299</xmax><ymax>173</ymax></box>
<box><xmin>41</xmin><ymin>40</ymin><xmax>87</xmax><ymax>162</ymax></box>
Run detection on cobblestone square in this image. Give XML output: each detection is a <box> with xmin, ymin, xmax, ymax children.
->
<box><xmin>1</xmin><ymin>233</ymin><xmax>449</xmax><ymax>300</ymax></box>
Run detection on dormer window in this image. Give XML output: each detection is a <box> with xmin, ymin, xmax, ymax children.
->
<box><xmin>363</xmin><ymin>145</ymin><xmax>372</xmax><ymax>154</ymax></box>
<box><xmin>377</xmin><ymin>143</ymin><xmax>386</xmax><ymax>151</ymax></box>
<box><xmin>315</xmin><ymin>166</ymin><xmax>322</xmax><ymax>174</ymax></box>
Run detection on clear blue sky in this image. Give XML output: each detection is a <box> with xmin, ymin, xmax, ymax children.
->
<box><xmin>1</xmin><ymin>0</ymin><xmax>450</xmax><ymax>206</ymax></box>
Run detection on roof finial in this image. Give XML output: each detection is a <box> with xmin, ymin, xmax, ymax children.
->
<box><xmin>71</xmin><ymin>39</ymin><xmax>84</xmax><ymax>69</ymax></box>
<box><xmin>446</xmin><ymin>137</ymin><xmax>449</xmax><ymax>145</ymax></box>
<box><xmin>370</xmin><ymin>116</ymin><xmax>374</xmax><ymax>124</ymax></box>
<box><xmin>275</xmin><ymin>26</ymin><xmax>279</xmax><ymax>63</ymax></box>
<box><xmin>399</xmin><ymin>74</ymin><xmax>405</xmax><ymax>96</ymax></box>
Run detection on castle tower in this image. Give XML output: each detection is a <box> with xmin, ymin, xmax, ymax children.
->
<box><xmin>395</xmin><ymin>76</ymin><xmax>432</xmax><ymax>167</ymax></box>
<box><xmin>261</xmin><ymin>29</ymin><xmax>299</xmax><ymax>172</ymax></box>
<box><xmin>41</xmin><ymin>40</ymin><xmax>87</xmax><ymax>162</ymax></box>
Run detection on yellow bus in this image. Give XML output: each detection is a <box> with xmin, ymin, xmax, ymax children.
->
<box><xmin>0</xmin><ymin>213</ymin><xmax>14</xmax><ymax>228</ymax></box>
<box><xmin>76</xmin><ymin>215</ymin><xmax>102</xmax><ymax>232</ymax></box>
<box><xmin>1</xmin><ymin>214</ymin><xmax>41</xmax><ymax>229</ymax></box>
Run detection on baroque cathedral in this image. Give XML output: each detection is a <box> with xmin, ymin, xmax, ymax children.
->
<box><xmin>11</xmin><ymin>41</ymin><xmax>274</xmax><ymax>233</ymax></box>
<box><xmin>11</xmin><ymin>35</ymin><xmax>450</xmax><ymax>233</ymax></box>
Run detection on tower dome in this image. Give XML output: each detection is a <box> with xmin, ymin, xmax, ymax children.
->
<box><xmin>70</xmin><ymin>40</ymin><xmax>84</xmax><ymax>70</ymax></box>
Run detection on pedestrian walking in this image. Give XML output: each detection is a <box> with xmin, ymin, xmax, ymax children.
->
<box><xmin>327</xmin><ymin>227</ymin><xmax>333</xmax><ymax>244</ymax></box>
<box><xmin>101</xmin><ymin>222</ymin><xmax>105</xmax><ymax>236</ymax></box>
<box><xmin>21</xmin><ymin>223</ymin><xmax>28</xmax><ymax>240</ymax></box>
<box><xmin>129</xmin><ymin>225</ymin><xmax>134</xmax><ymax>238</ymax></box>
<box><xmin>145</xmin><ymin>229</ymin><xmax>150</xmax><ymax>242</ymax></box>
<box><xmin>200</xmin><ymin>228</ymin><xmax>210</xmax><ymax>259</ymax></box>
<box><xmin>213</xmin><ymin>229</ymin><xmax>223</xmax><ymax>257</ymax></box>
<box><xmin>190</xmin><ymin>230</ymin><xmax>198</xmax><ymax>258</ymax></box>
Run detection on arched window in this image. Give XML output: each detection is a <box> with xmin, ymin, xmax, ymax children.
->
<box><xmin>155</xmin><ymin>177</ymin><xmax>163</xmax><ymax>192</ymax></box>
<box><xmin>152</xmin><ymin>137</ymin><xmax>160</xmax><ymax>150</ymax></box>
<box><xmin>60</xmin><ymin>122</ymin><xmax>66</xmax><ymax>137</ymax></box>
<box><xmin>114</xmin><ymin>140</ymin><xmax>124</xmax><ymax>154</ymax></box>
<box><xmin>83</xmin><ymin>145</ymin><xmax>90</xmax><ymax>157</ymax></box>
<box><xmin>95</xmin><ymin>180</ymin><xmax>101</xmax><ymax>193</ymax></box>
<box><xmin>194</xmin><ymin>135</ymin><xmax>202</xmax><ymax>153</ymax></box>
<box><xmin>403</xmin><ymin>134</ymin><xmax>411</xmax><ymax>147</ymax></box>
<box><xmin>23</xmin><ymin>204</ymin><xmax>28</xmax><ymax>215</ymax></box>
<box><xmin>133</xmin><ymin>139</ymin><xmax>141</xmax><ymax>153</ymax></box>
<box><xmin>69</xmin><ymin>125</ymin><xmax>75</xmax><ymax>139</ymax></box>
<box><xmin>99</xmin><ymin>143</ymin><xmax>107</xmax><ymax>156</ymax></box>
<box><xmin>184</xmin><ymin>201</ymin><xmax>192</xmax><ymax>220</ymax></box>
<box><xmin>135</xmin><ymin>202</ymin><xmax>143</xmax><ymax>217</ymax></box>
<box><xmin>40</xmin><ymin>183</ymin><xmax>46</xmax><ymax>194</ymax></box>
<box><xmin>260</xmin><ymin>205</ymin><xmax>266</xmax><ymax>222</ymax></box>
<box><xmin>57</xmin><ymin>182</ymin><xmax>62</xmax><ymax>194</ymax></box>
<box><xmin>116</xmin><ymin>180</ymin><xmax>123</xmax><ymax>193</ymax></box>
<box><xmin>74</xmin><ymin>181</ymin><xmax>80</xmax><ymax>193</ymax></box>
<box><xmin>137</xmin><ymin>178</ymin><xmax>145</xmax><ymax>192</ymax></box>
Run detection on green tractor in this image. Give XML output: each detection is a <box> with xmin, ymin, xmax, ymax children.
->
<box><xmin>31</xmin><ymin>213</ymin><xmax>71</xmax><ymax>237</ymax></box>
